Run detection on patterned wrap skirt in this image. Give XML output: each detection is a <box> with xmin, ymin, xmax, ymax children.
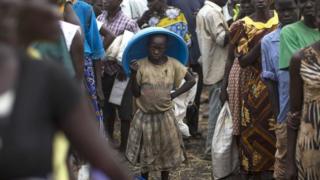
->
<box><xmin>126</xmin><ymin>109</ymin><xmax>185</xmax><ymax>173</ymax></box>
<box><xmin>239</xmin><ymin>65</ymin><xmax>276</xmax><ymax>173</ymax></box>
<box><xmin>84</xmin><ymin>57</ymin><xmax>104</xmax><ymax>129</ymax></box>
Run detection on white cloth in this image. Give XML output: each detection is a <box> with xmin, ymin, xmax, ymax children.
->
<box><xmin>196</xmin><ymin>1</ymin><xmax>229</xmax><ymax>85</ymax></box>
<box><xmin>60</xmin><ymin>21</ymin><xmax>81</xmax><ymax>51</ymax></box>
<box><xmin>106</xmin><ymin>30</ymin><xmax>134</xmax><ymax>62</ymax></box>
<box><xmin>211</xmin><ymin>102</ymin><xmax>239</xmax><ymax>179</ymax></box>
<box><xmin>96</xmin><ymin>20</ymin><xmax>104</xmax><ymax>31</ymax></box>
<box><xmin>0</xmin><ymin>90</ymin><xmax>15</xmax><ymax>118</ymax></box>
<box><xmin>173</xmin><ymin>77</ymin><xmax>198</xmax><ymax>137</ymax></box>
<box><xmin>121</xmin><ymin>0</ymin><xmax>148</xmax><ymax>20</ymax></box>
<box><xmin>222</xmin><ymin>4</ymin><xmax>232</xmax><ymax>22</ymax></box>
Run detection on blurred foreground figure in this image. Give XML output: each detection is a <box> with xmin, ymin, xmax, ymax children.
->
<box><xmin>0</xmin><ymin>0</ymin><xmax>131</xmax><ymax>179</ymax></box>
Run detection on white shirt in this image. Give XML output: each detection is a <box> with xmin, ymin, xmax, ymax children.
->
<box><xmin>60</xmin><ymin>21</ymin><xmax>81</xmax><ymax>51</ymax></box>
<box><xmin>121</xmin><ymin>0</ymin><xmax>148</xmax><ymax>20</ymax></box>
<box><xmin>196</xmin><ymin>1</ymin><xmax>229</xmax><ymax>85</ymax></box>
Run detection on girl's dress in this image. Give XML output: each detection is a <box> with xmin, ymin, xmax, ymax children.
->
<box><xmin>126</xmin><ymin>57</ymin><xmax>186</xmax><ymax>172</ymax></box>
<box><xmin>296</xmin><ymin>46</ymin><xmax>320</xmax><ymax>180</ymax></box>
<box><xmin>230</xmin><ymin>13</ymin><xmax>279</xmax><ymax>173</ymax></box>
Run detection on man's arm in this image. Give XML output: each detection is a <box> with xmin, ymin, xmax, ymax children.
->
<box><xmin>261</xmin><ymin>38</ymin><xmax>279</xmax><ymax>116</ymax></box>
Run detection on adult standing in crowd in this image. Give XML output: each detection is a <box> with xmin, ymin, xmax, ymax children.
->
<box><xmin>279</xmin><ymin>0</ymin><xmax>320</xmax><ymax>71</ymax></box>
<box><xmin>0</xmin><ymin>0</ymin><xmax>131</xmax><ymax>179</ymax></box>
<box><xmin>286</xmin><ymin>1</ymin><xmax>320</xmax><ymax>179</ymax></box>
<box><xmin>137</xmin><ymin>0</ymin><xmax>191</xmax><ymax>45</ymax></box>
<box><xmin>97</xmin><ymin>0</ymin><xmax>139</xmax><ymax>152</ymax></box>
<box><xmin>73</xmin><ymin>0</ymin><xmax>105</xmax><ymax>127</ymax></box>
<box><xmin>260</xmin><ymin>0</ymin><xmax>298</xmax><ymax>179</ymax></box>
<box><xmin>167</xmin><ymin>0</ymin><xmax>203</xmax><ymax>138</ymax></box>
<box><xmin>230</xmin><ymin>0</ymin><xmax>278</xmax><ymax>178</ymax></box>
<box><xmin>220</xmin><ymin>0</ymin><xmax>254</xmax><ymax>146</ymax></box>
<box><xmin>196</xmin><ymin>0</ymin><xmax>229</xmax><ymax>157</ymax></box>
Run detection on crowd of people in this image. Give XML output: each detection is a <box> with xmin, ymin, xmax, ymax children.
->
<box><xmin>1</xmin><ymin>0</ymin><xmax>320</xmax><ymax>179</ymax></box>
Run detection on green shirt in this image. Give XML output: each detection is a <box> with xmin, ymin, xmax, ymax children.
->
<box><xmin>279</xmin><ymin>21</ymin><xmax>320</xmax><ymax>69</ymax></box>
<box><xmin>32</xmin><ymin>35</ymin><xmax>75</xmax><ymax>77</ymax></box>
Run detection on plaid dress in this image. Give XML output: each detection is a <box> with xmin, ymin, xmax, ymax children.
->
<box><xmin>126</xmin><ymin>57</ymin><xmax>187</xmax><ymax>172</ymax></box>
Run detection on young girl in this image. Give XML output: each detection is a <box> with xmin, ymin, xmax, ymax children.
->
<box><xmin>126</xmin><ymin>34</ymin><xmax>195</xmax><ymax>180</ymax></box>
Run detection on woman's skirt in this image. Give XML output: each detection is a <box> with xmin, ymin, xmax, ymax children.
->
<box><xmin>126</xmin><ymin>109</ymin><xmax>185</xmax><ymax>173</ymax></box>
<box><xmin>84</xmin><ymin>57</ymin><xmax>104</xmax><ymax>129</ymax></box>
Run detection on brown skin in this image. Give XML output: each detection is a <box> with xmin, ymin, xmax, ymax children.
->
<box><xmin>70</xmin><ymin>31</ymin><xmax>85</xmax><ymax>82</ymax></box>
<box><xmin>2</xmin><ymin>1</ymin><xmax>132</xmax><ymax>179</ymax></box>
<box><xmin>130</xmin><ymin>34</ymin><xmax>195</xmax><ymax>180</ymax></box>
<box><xmin>286</xmin><ymin>1</ymin><xmax>319</xmax><ymax>179</ymax></box>
<box><xmin>18</xmin><ymin>0</ymin><xmax>61</xmax><ymax>46</ymax></box>
<box><xmin>100</xmin><ymin>26</ymin><xmax>116</xmax><ymax>50</ymax></box>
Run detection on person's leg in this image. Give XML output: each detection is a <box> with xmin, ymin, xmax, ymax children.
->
<box><xmin>187</xmin><ymin>63</ymin><xmax>203</xmax><ymax>136</ymax></box>
<box><xmin>161</xmin><ymin>171</ymin><xmax>169</xmax><ymax>180</ymax></box>
<box><xmin>119</xmin><ymin>82</ymin><xmax>133</xmax><ymax>152</ymax></box>
<box><xmin>273</xmin><ymin>122</ymin><xmax>287</xmax><ymax>180</ymax></box>
<box><xmin>101</xmin><ymin>74</ymin><xmax>117</xmax><ymax>139</ymax></box>
<box><xmin>141</xmin><ymin>172</ymin><xmax>149</xmax><ymax>180</ymax></box>
<box><xmin>205</xmin><ymin>81</ymin><xmax>222</xmax><ymax>156</ymax></box>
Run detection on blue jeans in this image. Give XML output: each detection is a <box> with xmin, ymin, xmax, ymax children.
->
<box><xmin>205</xmin><ymin>81</ymin><xmax>222</xmax><ymax>155</ymax></box>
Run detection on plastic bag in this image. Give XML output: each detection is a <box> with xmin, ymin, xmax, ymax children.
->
<box><xmin>211</xmin><ymin>102</ymin><xmax>239</xmax><ymax>179</ymax></box>
<box><xmin>173</xmin><ymin>76</ymin><xmax>198</xmax><ymax>137</ymax></box>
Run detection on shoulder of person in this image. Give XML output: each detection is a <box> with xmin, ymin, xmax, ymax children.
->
<box><xmin>168</xmin><ymin>56</ymin><xmax>184</xmax><ymax>66</ymax></box>
<box><xmin>281</xmin><ymin>22</ymin><xmax>298</xmax><ymax>35</ymax></box>
<box><xmin>262</xmin><ymin>31</ymin><xmax>275</xmax><ymax>44</ymax></box>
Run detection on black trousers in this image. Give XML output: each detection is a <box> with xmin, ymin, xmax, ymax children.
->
<box><xmin>187</xmin><ymin>63</ymin><xmax>203</xmax><ymax>134</ymax></box>
<box><xmin>102</xmin><ymin>73</ymin><xmax>133</xmax><ymax>151</ymax></box>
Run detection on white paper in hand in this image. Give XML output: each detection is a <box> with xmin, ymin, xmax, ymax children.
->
<box><xmin>108</xmin><ymin>78</ymin><xmax>129</xmax><ymax>105</ymax></box>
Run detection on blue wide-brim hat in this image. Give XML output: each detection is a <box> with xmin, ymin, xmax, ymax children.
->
<box><xmin>122</xmin><ymin>27</ymin><xmax>189</xmax><ymax>75</ymax></box>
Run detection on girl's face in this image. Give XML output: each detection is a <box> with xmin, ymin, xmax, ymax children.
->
<box><xmin>147</xmin><ymin>0</ymin><xmax>164</xmax><ymax>12</ymax></box>
<box><xmin>299</xmin><ymin>0</ymin><xmax>316</xmax><ymax>19</ymax></box>
<box><xmin>148</xmin><ymin>35</ymin><xmax>167</xmax><ymax>62</ymax></box>
<box><xmin>252</xmin><ymin>0</ymin><xmax>269</xmax><ymax>10</ymax></box>
<box><xmin>240</xmin><ymin>0</ymin><xmax>254</xmax><ymax>16</ymax></box>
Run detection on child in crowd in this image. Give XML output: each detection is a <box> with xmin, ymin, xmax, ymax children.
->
<box><xmin>126</xmin><ymin>33</ymin><xmax>195</xmax><ymax>180</ymax></box>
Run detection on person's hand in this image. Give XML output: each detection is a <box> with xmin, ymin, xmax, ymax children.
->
<box><xmin>220</xmin><ymin>87</ymin><xmax>228</xmax><ymax>103</ymax></box>
<box><xmin>117</xmin><ymin>67</ymin><xmax>127</xmax><ymax>81</ymax></box>
<box><xmin>137</xmin><ymin>10</ymin><xmax>153</xmax><ymax>26</ymax></box>
<box><xmin>170</xmin><ymin>92</ymin><xmax>177</xmax><ymax>100</ymax></box>
<box><xmin>129</xmin><ymin>60</ymin><xmax>139</xmax><ymax>73</ymax></box>
<box><xmin>286</xmin><ymin>162</ymin><xmax>298</xmax><ymax>180</ymax></box>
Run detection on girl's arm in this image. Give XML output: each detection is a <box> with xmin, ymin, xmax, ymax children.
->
<box><xmin>170</xmin><ymin>71</ymin><xmax>196</xmax><ymax>100</ymax></box>
<box><xmin>286</xmin><ymin>52</ymin><xmax>303</xmax><ymax>180</ymax></box>
<box><xmin>238</xmin><ymin>42</ymin><xmax>261</xmax><ymax>68</ymax></box>
<box><xmin>130</xmin><ymin>61</ymin><xmax>141</xmax><ymax>97</ymax></box>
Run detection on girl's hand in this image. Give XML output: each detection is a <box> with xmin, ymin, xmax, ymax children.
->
<box><xmin>130</xmin><ymin>60</ymin><xmax>139</xmax><ymax>73</ymax></box>
<box><xmin>170</xmin><ymin>92</ymin><xmax>177</xmax><ymax>100</ymax></box>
